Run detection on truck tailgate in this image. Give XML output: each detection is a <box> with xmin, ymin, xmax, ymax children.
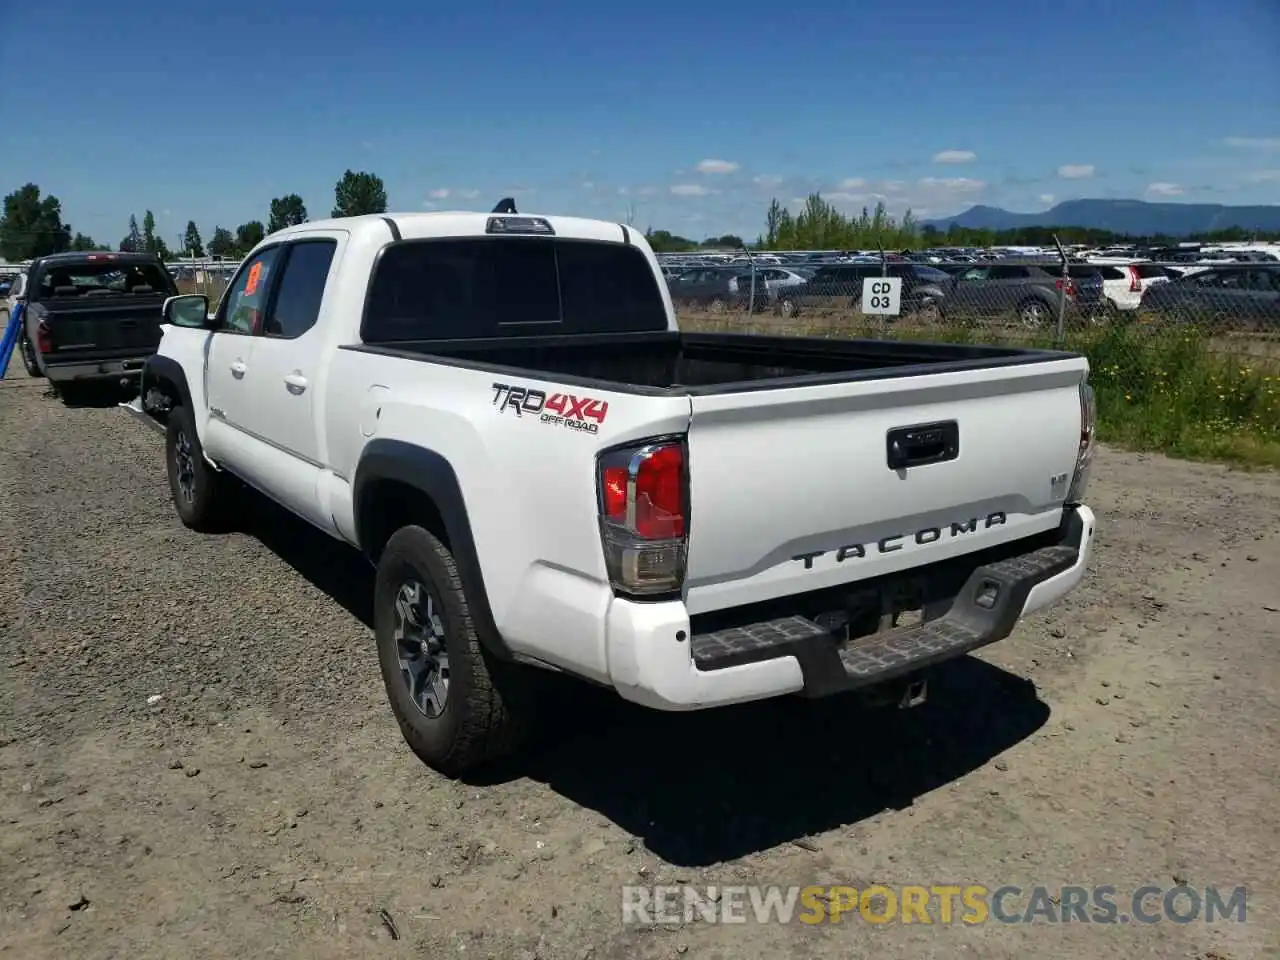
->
<box><xmin>40</xmin><ymin>298</ymin><xmax>165</xmax><ymax>356</ymax></box>
<box><xmin>682</xmin><ymin>356</ymin><xmax>1088</xmax><ymax>615</ymax></box>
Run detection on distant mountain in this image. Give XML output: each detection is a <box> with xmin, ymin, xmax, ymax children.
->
<box><xmin>923</xmin><ymin>199</ymin><xmax>1280</xmax><ymax>236</ymax></box>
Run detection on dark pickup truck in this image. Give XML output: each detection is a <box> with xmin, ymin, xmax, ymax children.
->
<box><xmin>18</xmin><ymin>251</ymin><xmax>178</xmax><ymax>398</ymax></box>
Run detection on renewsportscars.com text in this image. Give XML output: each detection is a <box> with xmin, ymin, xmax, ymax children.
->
<box><xmin>621</xmin><ymin>884</ymin><xmax>1248</xmax><ymax>926</ymax></box>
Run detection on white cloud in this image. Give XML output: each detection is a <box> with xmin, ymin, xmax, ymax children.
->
<box><xmin>695</xmin><ymin>158</ymin><xmax>739</xmax><ymax>174</ymax></box>
<box><xmin>1146</xmin><ymin>182</ymin><xmax>1184</xmax><ymax>197</ymax></box>
<box><xmin>752</xmin><ymin>174</ymin><xmax>784</xmax><ymax>187</ymax></box>
<box><xmin>917</xmin><ymin>177</ymin><xmax>986</xmax><ymax>193</ymax></box>
<box><xmin>1223</xmin><ymin>137</ymin><xmax>1280</xmax><ymax>150</ymax></box>
<box><xmin>670</xmin><ymin>183</ymin><xmax>712</xmax><ymax>197</ymax></box>
<box><xmin>1039</xmin><ymin>193</ymin><xmax>1056</xmax><ymax>205</ymax></box>
<box><xmin>1057</xmin><ymin>164</ymin><xmax>1095</xmax><ymax>179</ymax></box>
<box><xmin>637</xmin><ymin>185</ymin><xmax>660</xmax><ymax>197</ymax></box>
<box><xmin>933</xmin><ymin>150</ymin><xmax>976</xmax><ymax>164</ymax></box>
<box><xmin>828</xmin><ymin>191</ymin><xmax>881</xmax><ymax>204</ymax></box>
<box><xmin>882</xmin><ymin>180</ymin><xmax>906</xmax><ymax>193</ymax></box>
<box><xmin>1247</xmin><ymin>170</ymin><xmax>1280</xmax><ymax>182</ymax></box>
<box><xmin>428</xmin><ymin>188</ymin><xmax>450</xmax><ymax>199</ymax></box>
<box><xmin>581</xmin><ymin>181</ymin><xmax>595</xmax><ymax>190</ymax></box>
<box><xmin>838</xmin><ymin>177</ymin><xmax>869</xmax><ymax>190</ymax></box>
<box><xmin>458</xmin><ymin>188</ymin><xmax>481</xmax><ymax>199</ymax></box>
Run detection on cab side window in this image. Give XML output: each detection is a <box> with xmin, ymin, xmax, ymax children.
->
<box><xmin>218</xmin><ymin>247</ymin><xmax>281</xmax><ymax>334</ymax></box>
<box><xmin>262</xmin><ymin>241</ymin><xmax>337</xmax><ymax>339</ymax></box>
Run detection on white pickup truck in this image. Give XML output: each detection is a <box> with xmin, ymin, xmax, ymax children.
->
<box><xmin>126</xmin><ymin>204</ymin><xmax>1097</xmax><ymax>776</ymax></box>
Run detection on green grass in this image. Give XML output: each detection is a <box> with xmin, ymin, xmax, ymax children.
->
<box><xmin>1081</xmin><ymin>324</ymin><xmax>1280</xmax><ymax>467</ymax></box>
<box><xmin>682</xmin><ymin>309</ymin><xmax>1280</xmax><ymax>469</ymax></box>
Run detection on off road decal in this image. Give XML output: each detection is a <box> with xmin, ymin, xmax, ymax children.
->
<box><xmin>491</xmin><ymin>383</ymin><xmax>609</xmax><ymax>434</ymax></box>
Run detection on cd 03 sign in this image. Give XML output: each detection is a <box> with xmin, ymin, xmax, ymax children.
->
<box><xmin>861</xmin><ymin>276</ymin><xmax>902</xmax><ymax>316</ymax></box>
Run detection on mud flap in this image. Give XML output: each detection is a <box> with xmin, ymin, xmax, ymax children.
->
<box><xmin>119</xmin><ymin>395</ymin><xmax>164</xmax><ymax>436</ymax></box>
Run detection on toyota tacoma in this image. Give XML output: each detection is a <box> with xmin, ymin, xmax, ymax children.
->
<box><xmin>123</xmin><ymin>202</ymin><xmax>1097</xmax><ymax>776</ymax></box>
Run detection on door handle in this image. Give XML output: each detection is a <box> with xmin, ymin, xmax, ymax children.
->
<box><xmin>284</xmin><ymin>372</ymin><xmax>308</xmax><ymax>394</ymax></box>
<box><xmin>886</xmin><ymin>420</ymin><xmax>959</xmax><ymax>471</ymax></box>
<box><xmin>230</xmin><ymin>360</ymin><xmax>247</xmax><ymax>379</ymax></box>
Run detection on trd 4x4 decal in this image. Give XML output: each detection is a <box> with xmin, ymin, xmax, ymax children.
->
<box><xmin>491</xmin><ymin>383</ymin><xmax>609</xmax><ymax>434</ymax></box>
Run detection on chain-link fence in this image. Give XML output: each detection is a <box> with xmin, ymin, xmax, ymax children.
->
<box><xmin>7</xmin><ymin>243</ymin><xmax>1278</xmax><ymax>457</ymax></box>
<box><xmin>669</xmin><ymin>255</ymin><xmax>1280</xmax><ymax>457</ymax></box>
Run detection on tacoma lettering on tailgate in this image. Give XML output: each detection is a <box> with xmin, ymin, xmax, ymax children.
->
<box><xmin>792</xmin><ymin>511</ymin><xmax>1007</xmax><ymax>568</ymax></box>
<box><xmin>491</xmin><ymin>382</ymin><xmax>609</xmax><ymax>434</ymax></box>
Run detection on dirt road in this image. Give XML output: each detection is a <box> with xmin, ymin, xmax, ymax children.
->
<box><xmin>2</xmin><ymin>370</ymin><xmax>1277</xmax><ymax>959</ymax></box>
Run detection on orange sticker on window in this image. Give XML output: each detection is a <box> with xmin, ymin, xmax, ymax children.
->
<box><xmin>244</xmin><ymin>261</ymin><xmax>263</xmax><ymax>297</ymax></box>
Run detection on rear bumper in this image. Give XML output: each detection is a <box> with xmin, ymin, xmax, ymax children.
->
<box><xmin>42</xmin><ymin>355</ymin><xmax>149</xmax><ymax>383</ymax></box>
<box><xmin>605</xmin><ymin>504</ymin><xmax>1095</xmax><ymax>710</ymax></box>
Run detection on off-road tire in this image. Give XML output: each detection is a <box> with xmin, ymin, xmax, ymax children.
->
<box><xmin>165</xmin><ymin>404</ymin><xmax>234</xmax><ymax>531</ymax></box>
<box><xmin>375</xmin><ymin>525</ymin><xmax>530</xmax><ymax>777</ymax></box>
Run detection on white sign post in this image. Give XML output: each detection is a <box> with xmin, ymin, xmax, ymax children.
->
<box><xmin>861</xmin><ymin>276</ymin><xmax>903</xmax><ymax>316</ymax></box>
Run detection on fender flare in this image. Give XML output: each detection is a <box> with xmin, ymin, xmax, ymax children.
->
<box><xmin>142</xmin><ymin>354</ymin><xmax>194</xmax><ymax>411</ymax></box>
<box><xmin>353</xmin><ymin>439</ymin><xmax>511</xmax><ymax>660</ymax></box>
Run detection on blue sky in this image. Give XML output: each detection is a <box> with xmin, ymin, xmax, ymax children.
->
<box><xmin>1</xmin><ymin>0</ymin><xmax>1278</xmax><ymax>247</ymax></box>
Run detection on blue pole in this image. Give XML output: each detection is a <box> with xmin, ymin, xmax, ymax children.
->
<box><xmin>0</xmin><ymin>301</ymin><xmax>24</xmax><ymax>381</ymax></box>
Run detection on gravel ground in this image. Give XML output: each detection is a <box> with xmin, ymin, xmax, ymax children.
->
<box><xmin>1</xmin><ymin>368</ymin><xmax>1278</xmax><ymax>960</ymax></box>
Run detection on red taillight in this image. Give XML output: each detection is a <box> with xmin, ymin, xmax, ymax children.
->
<box><xmin>35</xmin><ymin>320</ymin><xmax>52</xmax><ymax>353</ymax></box>
<box><xmin>634</xmin><ymin>445</ymin><xmax>685</xmax><ymax>539</ymax></box>
<box><xmin>1127</xmin><ymin>266</ymin><xmax>1141</xmax><ymax>293</ymax></box>
<box><xmin>603</xmin><ymin>466</ymin><xmax>628</xmax><ymax>519</ymax></box>
<box><xmin>597</xmin><ymin>439</ymin><xmax>688</xmax><ymax>595</ymax></box>
<box><xmin>1055</xmin><ymin>278</ymin><xmax>1077</xmax><ymax>299</ymax></box>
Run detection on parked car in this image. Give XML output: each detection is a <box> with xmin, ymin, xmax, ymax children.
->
<box><xmin>942</xmin><ymin>262</ymin><xmax>1106</xmax><ymax>329</ymax></box>
<box><xmin>1085</xmin><ymin>260</ymin><xmax>1175</xmax><ymax>313</ymax></box>
<box><xmin>781</xmin><ymin>263</ymin><xmax>951</xmax><ymax>319</ymax></box>
<box><xmin>666</xmin><ymin>266</ymin><xmax>767</xmax><ymax>312</ymax></box>
<box><xmin>17</xmin><ymin>251</ymin><xmax>178</xmax><ymax>399</ymax></box>
<box><xmin>1139</xmin><ymin>264</ymin><xmax>1280</xmax><ymax>330</ymax></box>
<box><xmin>124</xmin><ymin>207</ymin><xmax>1097</xmax><ymax>776</ymax></box>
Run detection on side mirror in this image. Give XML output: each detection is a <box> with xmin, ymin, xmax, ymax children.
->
<box><xmin>162</xmin><ymin>294</ymin><xmax>212</xmax><ymax>328</ymax></box>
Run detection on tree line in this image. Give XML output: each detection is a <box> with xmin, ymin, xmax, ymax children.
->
<box><xmin>0</xmin><ymin>170</ymin><xmax>388</xmax><ymax>262</ymax></box>
<box><xmin>5</xmin><ymin>175</ymin><xmax>1276</xmax><ymax>264</ymax></box>
<box><xmin>650</xmin><ymin>193</ymin><xmax>1280</xmax><ymax>252</ymax></box>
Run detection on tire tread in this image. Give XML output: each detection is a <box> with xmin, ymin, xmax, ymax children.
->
<box><xmin>378</xmin><ymin>526</ymin><xmax>527</xmax><ymax>776</ymax></box>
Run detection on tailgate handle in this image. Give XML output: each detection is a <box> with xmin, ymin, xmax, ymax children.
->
<box><xmin>886</xmin><ymin>420</ymin><xmax>959</xmax><ymax>471</ymax></box>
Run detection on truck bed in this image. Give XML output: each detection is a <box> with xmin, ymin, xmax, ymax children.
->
<box><xmin>346</xmin><ymin>331</ymin><xmax>1070</xmax><ymax>395</ymax></box>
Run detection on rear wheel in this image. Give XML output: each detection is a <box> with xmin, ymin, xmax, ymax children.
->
<box><xmin>19</xmin><ymin>333</ymin><xmax>41</xmax><ymax>378</ymax></box>
<box><xmin>374</xmin><ymin>525</ymin><xmax>531</xmax><ymax>777</ymax></box>
<box><xmin>1017</xmin><ymin>299</ymin><xmax>1049</xmax><ymax>329</ymax></box>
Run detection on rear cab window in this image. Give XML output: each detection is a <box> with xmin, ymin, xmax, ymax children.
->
<box><xmin>30</xmin><ymin>257</ymin><xmax>177</xmax><ymax>301</ymax></box>
<box><xmin>362</xmin><ymin>237</ymin><xmax>668</xmax><ymax>342</ymax></box>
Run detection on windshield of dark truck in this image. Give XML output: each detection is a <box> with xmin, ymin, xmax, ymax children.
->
<box><xmin>35</xmin><ymin>260</ymin><xmax>176</xmax><ymax>299</ymax></box>
<box><xmin>362</xmin><ymin>237</ymin><xmax>669</xmax><ymax>342</ymax></box>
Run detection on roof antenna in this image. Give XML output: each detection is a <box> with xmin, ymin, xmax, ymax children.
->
<box><xmin>492</xmin><ymin>197</ymin><xmax>518</xmax><ymax>214</ymax></box>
